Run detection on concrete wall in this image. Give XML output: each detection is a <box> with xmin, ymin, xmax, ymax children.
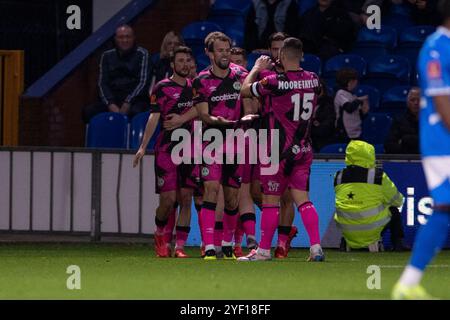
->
<box><xmin>93</xmin><ymin>0</ymin><xmax>131</xmax><ymax>31</ymax></box>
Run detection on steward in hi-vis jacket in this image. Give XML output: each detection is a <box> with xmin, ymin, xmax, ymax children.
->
<box><xmin>334</xmin><ymin>140</ymin><xmax>408</xmax><ymax>251</ymax></box>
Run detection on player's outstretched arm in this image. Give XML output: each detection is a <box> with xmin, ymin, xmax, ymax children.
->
<box><xmin>195</xmin><ymin>102</ymin><xmax>236</xmax><ymax>127</ymax></box>
<box><xmin>242</xmin><ymin>97</ymin><xmax>258</xmax><ymax>115</ymax></box>
<box><xmin>434</xmin><ymin>95</ymin><xmax>450</xmax><ymax>131</ymax></box>
<box><xmin>133</xmin><ymin>112</ymin><xmax>160</xmax><ymax>168</ymax></box>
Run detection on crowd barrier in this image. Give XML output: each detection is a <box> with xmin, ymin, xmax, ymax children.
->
<box><xmin>0</xmin><ymin>147</ymin><xmax>448</xmax><ymax>248</ymax></box>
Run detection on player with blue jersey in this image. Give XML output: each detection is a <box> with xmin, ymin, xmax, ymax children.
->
<box><xmin>392</xmin><ymin>0</ymin><xmax>450</xmax><ymax>299</ymax></box>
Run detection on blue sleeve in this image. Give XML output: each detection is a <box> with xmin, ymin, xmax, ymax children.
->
<box><xmin>419</xmin><ymin>39</ymin><xmax>450</xmax><ymax>97</ymax></box>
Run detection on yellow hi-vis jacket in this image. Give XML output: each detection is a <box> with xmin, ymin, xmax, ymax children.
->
<box><xmin>333</xmin><ymin>140</ymin><xmax>404</xmax><ymax>249</ymax></box>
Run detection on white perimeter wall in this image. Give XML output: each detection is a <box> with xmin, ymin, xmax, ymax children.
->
<box><xmin>0</xmin><ymin>151</ymin><xmax>158</xmax><ymax>234</ymax></box>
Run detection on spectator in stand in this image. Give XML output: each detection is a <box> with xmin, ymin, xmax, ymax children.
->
<box><xmin>404</xmin><ymin>0</ymin><xmax>439</xmax><ymax>25</ymax></box>
<box><xmin>337</xmin><ymin>0</ymin><xmax>385</xmax><ymax>28</ymax></box>
<box><xmin>82</xmin><ymin>25</ymin><xmax>151</xmax><ymax>123</ymax></box>
<box><xmin>334</xmin><ymin>68</ymin><xmax>370</xmax><ymax>142</ymax></box>
<box><xmin>298</xmin><ymin>0</ymin><xmax>356</xmax><ymax>60</ymax></box>
<box><xmin>384</xmin><ymin>87</ymin><xmax>420</xmax><ymax>154</ymax></box>
<box><xmin>152</xmin><ymin>31</ymin><xmax>184</xmax><ymax>85</ymax></box>
<box><xmin>244</xmin><ymin>0</ymin><xmax>300</xmax><ymax>53</ymax></box>
<box><xmin>230</xmin><ymin>47</ymin><xmax>248</xmax><ymax>70</ymax></box>
<box><xmin>311</xmin><ymin>79</ymin><xmax>336</xmax><ymax>152</ymax></box>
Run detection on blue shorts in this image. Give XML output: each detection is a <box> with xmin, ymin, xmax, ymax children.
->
<box><xmin>422</xmin><ymin>156</ymin><xmax>450</xmax><ymax>205</ymax></box>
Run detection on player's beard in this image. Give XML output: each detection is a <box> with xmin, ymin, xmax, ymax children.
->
<box><xmin>215</xmin><ymin>57</ymin><xmax>230</xmax><ymax>70</ymax></box>
<box><xmin>174</xmin><ymin>67</ymin><xmax>189</xmax><ymax>78</ymax></box>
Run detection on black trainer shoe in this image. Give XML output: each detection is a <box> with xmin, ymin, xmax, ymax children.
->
<box><xmin>203</xmin><ymin>249</ymin><xmax>217</xmax><ymax>260</ymax></box>
<box><xmin>222</xmin><ymin>246</ymin><xmax>236</xmax><ymax>260</ymax></box>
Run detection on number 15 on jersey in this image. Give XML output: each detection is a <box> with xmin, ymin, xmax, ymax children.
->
<box><xmin>292</xmin><ymin>93</ymin><xmax>314</xmax><ymax>121</ymax></box>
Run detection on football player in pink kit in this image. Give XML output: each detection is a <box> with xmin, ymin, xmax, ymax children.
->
<box><xmin>193</xmin><ymin>32</ymin><xmax>254</xmax><ymax>260</ymax></box>
<box><xmin>255</xmin><ymin>32</ymin><xmax>299</xmax><ymax>259</ymax></box>
<box><xmin>228</xmin><ymin>47</ymin><xmax>259</xmax><ymax>257</ymax></box>
<box><xmin>239</xmin><ymin>37</ymin><xmax>325</xmax><ymax>261</ymax></box>
<box><xmin>133</xmin><ymin>46</ymin><xmax>199</xmax><ymax>258</ymax></box>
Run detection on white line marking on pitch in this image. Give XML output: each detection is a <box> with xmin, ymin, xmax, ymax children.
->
<box><xmin>379</xmin><ymin>265</ymin><xmax>449</xmax><ymax>268</ymax></box>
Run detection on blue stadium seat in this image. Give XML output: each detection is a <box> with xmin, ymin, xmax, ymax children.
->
<box><xmin>301</xmin><ymin>54</ymin><xmax>321</xmax><ymax>75</ymax></box>
<box><xmin>298</xmin><ymin>0</ymin><xmax>318</xmax><ymax>16</ymax></box>
<box><xmin>323</xmin><ymin>54</ymin><xmax>367</xmax><ymax>91</ymax></box>
<box><xmin>388</xmin><ymin>3</ymin><xmax>412</xmax><ymax>16</ymax></box>
<box><xmin>382</xmin><ymin>13</ymin><xmax>414</xmax><ymax>33</ymax></box>
<box><xmin>247</xmin><ymin>52</ymin><xmax>263</xmax><ymax>70</ymax></box>
<box><xmin>412</xmin><ymin>72</ymin><xmax>420</xmax><ymax>86</ymax></box>
<box><xmin>86</xmin><ymin>112</ymin><xmax>128</xmax><ymax>148</ymax></box>
<box><xmin>196</xmin><ymin>54</ymin><xmax>210</xmax><ymax>72</ymax></box>
<box><xmin>395</xmin><ymin>26</ymin><xmax>435</xmax><ymax>74</ymax></box>
<box><xmin>374</xmin><ymin>144</ymin><xmax>384</xmax><ymax>154</ymax></box>
<box><xmin>326</xmin><ymin>86</ymin><xmax>334</xmax><ymax>97</ymax></box>
<box><xmin>363</xmin><ymin>55</ymin><xmax>411</xmax><ymax>94</ymax></box>
<box><xmin>181</xmin><ymin>21</ymin><xmax>223</xmax><ymax>42</ymax></box>
<box><xmin>211</xmin><ymin>0</ymin><xmax>252</xmax><ymax>14</ymax></box>
<box><xmin>355</xmin><ymin>26</ymin><xmax>398</xmax><ymax>49</ymax></box>
<box><xmin>354</xmin><ymin>85</ymin><xmax>380</xmax><ymax>110</ymax></box>
<box><xmin>129</xmin><ymin>112</ymin><xmax>160</xmax><ymax>150</ymax></box>
<box><xmin>226</xmin><ymin>28</ymin><xmax>245</xmax><ymax>47</ymax></box>
<box><xmin>151</xmin><ymin>52</ymin><xmax>160</xmax><ymax>65</ymax></box>
<box><xmin>380</xmin><ymin>86</ymin><xmax>411</xmax><ymax>114</ymax></box>
<box><xmin>186</xmin><ymin>42</ymin><xmax>206</xmax><ymax>60</ymax></box>
<box><xmin>324</xmin><ymin>54</ymin><xmax>367</xmax><ymax>78</ymax></box>
<box><xmin>394</xmin><ymin>46</ymin><xmax>420</xmax><ymax>72</ymax></box>
<box><xmin>362</xmin><ymin>113</ymin><xmax>393</xmax><ymax>145</ymax></box>
<box><xmin>324</xmin><ymin>77</ymin><xmax>337</xmax><ymax>92</ymax></box>
<box><xmin>208</xmin><ymin>10</ymin><xmax>246</xmax><ymax>35</ymax></box>
<box><xmin>350</xmin><ymin>47</ymin><xmax>389</xmax><ymax>65</ymax></box>
<box><xmin>399</xmin><ymin>25</ymin><xmax>435</xmax><ymax>44</ymax></box>
<box><xmin>319</xmin><ymin>143</ymin><xmax>347</xmax><ymax>154</ymax></box>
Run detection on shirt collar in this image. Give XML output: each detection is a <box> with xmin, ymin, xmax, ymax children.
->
<box><xmin>437</xmin><ymin>26</ymin><xmax>450</xmax><ymax>38</ymax></box>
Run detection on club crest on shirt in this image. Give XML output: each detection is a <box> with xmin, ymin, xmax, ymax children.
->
<box><xmin>201</xmin><ymin>167</ymin><xmax>209</xmax><ymax>177</ymax></box>
<box><xmin>427</xmin><ymin>60</ymin><xmax>441</xmax><ymax>79</ymax></box>
<box><xmin>268</xmin><ymin>180</ymin><xmax>280</xmax><ymax>192</ymax></box>
<box><xmin>157</xmin><ymin>177</ymin><xmax>165</xmax><ymax>187</ymax></box>
<box><xmin>292</xmin><ymin>145</ymin><xmax>300</xmax><ymax>155</ymax></box>
<box><xmin>233</xmin><ymin>81</ymin><xmax>241</xmax><ymax>91</ymax></box>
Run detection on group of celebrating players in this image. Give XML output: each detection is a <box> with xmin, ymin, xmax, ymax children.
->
<box><xmin>133</xmin><ymin>31</ymin><xmax>325</xmax><ymax>262</ymax></box>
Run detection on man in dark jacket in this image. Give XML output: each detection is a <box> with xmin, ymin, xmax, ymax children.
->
<box><xmin>298</xmin><ymin>0</ymin><xmax>355</xmax><ymax>60</ymax></box>
<box><xmin>384</xmin><ymin>87</ymin><xmax>420</xmax><ymax>154</ymax></box>
<box><xmin>82</xmin><ymin>25</ymin><xmax>152</xmax><ymax>123</ymax></box>
<box><xmin>244</xmin><ymin>0</ymin><xmax>300</xmax><ymax>52</ymax></box>
<box><xmin>311</xmin><ymin>80</ymin><xmax>336</xmax><ymax>152</ymax></box>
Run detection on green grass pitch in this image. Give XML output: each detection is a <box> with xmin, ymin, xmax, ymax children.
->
<box><xmin>0</xmin><ymin>243</ymin><xmax>449</xmax><ymax>299</ymax></box>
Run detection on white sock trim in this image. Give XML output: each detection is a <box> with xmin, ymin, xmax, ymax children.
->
<box><xmin>257</xmin><ymin>248</ymin><xmax>271</xmax><ymax>256</ymax></box>
<box><xmin>399</xmin><ymin>265</ymin><xmax>423</xmax><ymax>287</ymax></box>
